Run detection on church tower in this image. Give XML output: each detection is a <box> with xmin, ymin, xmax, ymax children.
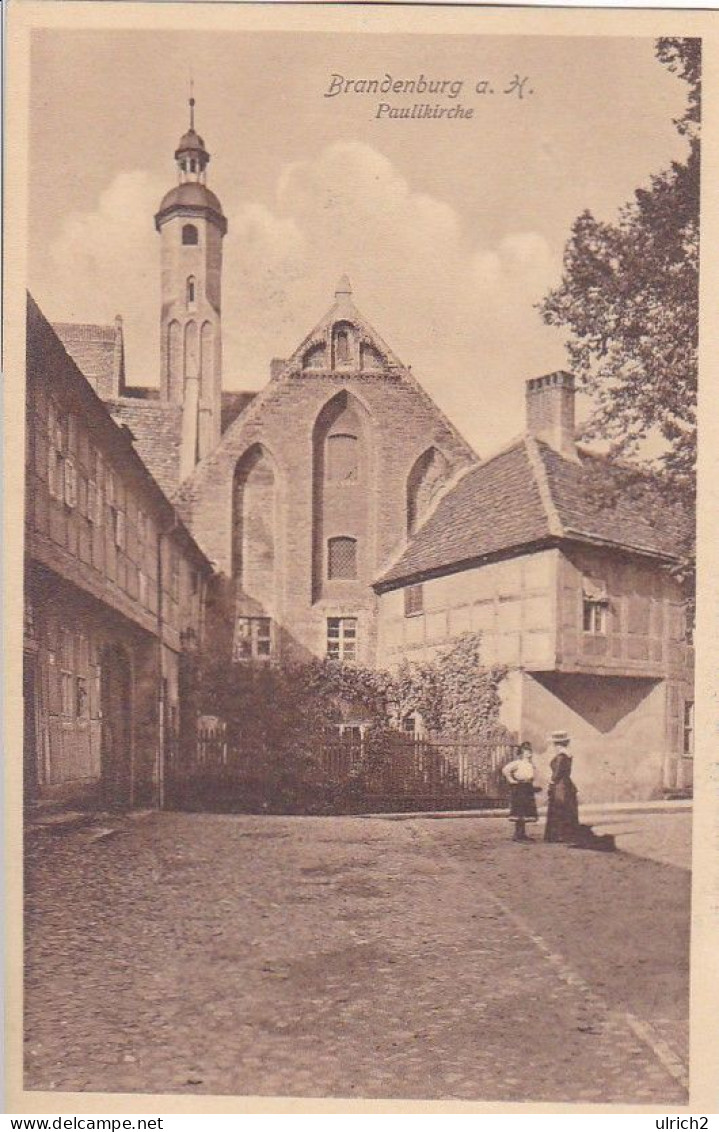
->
<box><xmin>155</xmin><ymin>95</ymin><xmax>227</xmax><ymax>479</ymax></box>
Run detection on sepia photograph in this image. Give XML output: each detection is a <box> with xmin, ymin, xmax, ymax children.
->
<box><xmin>7</xmin><ymin>1</ymin><xmax>715</xmax><ymax>1113</ymax></box>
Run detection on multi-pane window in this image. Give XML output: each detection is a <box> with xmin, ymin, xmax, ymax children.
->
<box><xmin>60</xmin><ymin>629</ymin><xmax>74</xmax><ymax>719</ymax></box>
<box><xmin>171</xmin><ymin>549</ymin><xmax>180</xmax><ymax>601</ymax></box>
<box><xmin>63</xmin><ymin>456</ymin><xmax>77</xmax><ymax>509</ymax></box>
<box><xmin>233</xmin><ymin>617</ymin><xmax>273</xmax><ymax>661</ymax></box>
<box><xmin>112</xmin><ymin>507</ymin><xmax>126</xmax><ymax>550</ymax></box>
<box><xmin>683</xmin><ymin>701</ymin><xmax>694</xmax><ymax>757</ymax></box>
<box><xmin>75</xmin><ymin>675</ymin><xmax>89</xmax><ymax>719</ymax></box>
<box><xmin>326</xmin><ymin>434</ymin><xmax>358</xmax><ymax>483</ymax></box>
<box><xmin>327</xmin><ymin>536</ymin><xmax>357</xmax><ymax>580</ymax></box>
<box><xmin>582</xmin><ymin>580</ymin><xmax>608</xmax><ymax>634</ymax></box>
<box><xmin>137</xmin><ymin>509</ymin><xmax>146</xmax><ymax>551</ymax></box>
<box><xmin>404</xmin><ymin>584</ymin><xmax>424</xmax><ymax>617</ymax></box>
<box><xmin>327</xmin><ymin>617</ymin><xmax>358</xmax><ymax>662</ymax></box>
<box><xmin>583</xmin><ymin>599</ymin><xmax>607</xmax><ymax>634</ymax></box>
<box><xmin>47</xmin><ymin>401</ymin><xmax>68</xmax><ymax>502</ymax></box>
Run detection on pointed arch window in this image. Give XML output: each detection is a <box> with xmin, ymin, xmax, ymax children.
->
<box><xmin>186</xmin><ymin>276</ymin><xmax>196</xmax><ymax>306</ymax></box>
<box><xmin>407</xmin><ymin>447</ymin><xmax>450</xmax><ymax>535</ymax></box>
<box><xmin>328</xmin><ymin>536</ymin><xmax>357</xmax><ymax>580</ymax></box>
<box><xmin>182</xmin><ymin>224</ymin><xmax>198</xmax><ymax>246</ymax></box>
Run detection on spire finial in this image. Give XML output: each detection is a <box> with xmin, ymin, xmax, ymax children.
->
<box><xmin>189</xmin><ymin>76</ymin><xmax>195</xmax><ymax>130</ymax></box>
<box><xmin>335</xmin><ymin>274</ymin><xmax>352</xmax><ymax>298</ymax></box>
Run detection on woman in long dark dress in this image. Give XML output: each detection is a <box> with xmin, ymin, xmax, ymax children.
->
<box><xmin>544</xmin><ymin>732</ymin><xmax>580</xmax><ymax>843</ymax></box>
<box><xmin>502</xmin><ymin>742</ymin><xmax>540</xmax><ymax>841</ymax></box>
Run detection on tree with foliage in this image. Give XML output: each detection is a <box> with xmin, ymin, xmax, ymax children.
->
<box><xmin>539</xmin><ymin>38</ymin><xmax>699</xmax><ymax>537</ymax></box>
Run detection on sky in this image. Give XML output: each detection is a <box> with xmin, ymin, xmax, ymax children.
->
<box><xmin>29</xmin><ymin>29</ymin><xmax>691</xmax><ymax>455</ymax></box>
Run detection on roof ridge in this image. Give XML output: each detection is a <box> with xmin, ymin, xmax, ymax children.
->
<box><xmin>523</xmin><ymin>434</ymin><xmax>564</xmax><ymax>538</ymax></box>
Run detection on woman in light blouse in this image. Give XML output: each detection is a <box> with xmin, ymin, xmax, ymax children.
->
<box><xmin>502</xmin><ymin>741</ymin><xmax>540</xmax><ymax>842</ymax></box>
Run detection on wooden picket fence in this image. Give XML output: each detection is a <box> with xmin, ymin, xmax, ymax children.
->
<box><xmin>165</xmin><ymin>718</ymin><xmax>517</xmax><ymax>814</ymax></box>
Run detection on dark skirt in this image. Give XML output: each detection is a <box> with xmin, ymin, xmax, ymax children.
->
<box><xmin>544</xmin><ymin>780</ymin><xmax>580</xmax><ymax>842</ymax></box>
<box><xmin>508</xmin><ymin>782</ymin><xmax>538</xmax><ymax>822</ymax></box>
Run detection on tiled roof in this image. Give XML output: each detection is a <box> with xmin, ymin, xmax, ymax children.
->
<box><xmin>538</xmin><ymin>442</ymin><xmax>689</xmax><ymax>559</ymax></box>
<box><xmin>52</xmin><ymin>321</ymin><xmax>123</xmax><ymax>401</ymax></box>
<box><xmin>377</xmin><ymin>443</ymin><xmax>550</xmax><ymax>587</ymax></box>
<box><xmin>106</xmin><ymin>399</ymin><xmax>183</xmax><ymax>499</ymax></box>
<box><xmin>221</xmin><ymin>391</ymin><xmax>257</xmax><ymax>434</ymax></box>
<box><xmin>376</xmin><ymin>438</ymin><xmax>689</xmax><ymax>589</ymax></box>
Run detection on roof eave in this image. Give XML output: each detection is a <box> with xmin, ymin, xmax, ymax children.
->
<box><xmin>373</xmin><ymin>536</ymin><xmax>561</xmax><ymax>593</ymax></box>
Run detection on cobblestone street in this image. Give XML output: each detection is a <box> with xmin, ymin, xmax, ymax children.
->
<box><xmin>24</xmin><ymin>811</ymin><xmax>690</xmax><ymax>1105</ymax></box>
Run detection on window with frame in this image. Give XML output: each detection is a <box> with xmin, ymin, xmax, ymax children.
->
<box><xmin>683</xmin><ymin>701</ymin><xmax>694</xmax><ymax>757</ymax></box>
<box><xmin>112</xmin><ymin>507</ymin><xmax>126</xmax><ymax>550</ymax></box>
<box><xmin>404</xmin><ymin>584</ymin><xmax>424</xmax><ymax>617</ymax></box>
<box><xmin>233</xmin><ymin>617</ymin><xmax>273</xmax><ymax>661</ymax></box>
<box><xmin>582</xmin><ymin>580</ymin><xmax>608</xmax><ymax>634</ymax></box>
<box><xmin>75</xmin><ymin>675</ymin><xmax>89</xmax><ymax>719</ymax></box>
<box><xmin>137</xmin><ymin>509</ymin><xmax>146</xmax><ymax>551</ymax></box>
<box><xmin>327</xmin><ymin>617</ymin><xmax>358</xmax><ymax>662</ymax></box>
<box><xmin>60</xmin><ymin>629</ymin><xmax>74</xmax><ymax>719</ymax></box>
<box><xmin>64</xmin><ymin>456</ymin><xmax>77</xmax><ymax>509</ymax></box>
<box><xmin>47</xmin><ymin>401</ymin><xmax>68</xmax><ymax>501</ymax></box>
<box><xmin>171</xmin><ymin>549</ymin><xmax>180</xmax><ymax>601</ymax></box>
<box><xmin>327</xmin><ymin>536</ymin><xmax>358</xmax><ymax>580</ymax></box>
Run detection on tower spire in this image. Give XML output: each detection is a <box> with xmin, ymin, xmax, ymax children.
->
<box><xmin>189</xmin><ymin>77</ymin><xmax>195</xmax><ymax>131</ymax></box>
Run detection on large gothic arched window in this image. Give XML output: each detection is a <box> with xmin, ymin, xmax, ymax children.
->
<box><xmin>232</xmin><ymin>446</ymin><xmax>277</xmax><ymax>608</ymax></box>
<box><xmin>407</xmin><ymin>447</ymin><xmax>450</xmax><ymax>535</ymax></box>
<box><xmin>312</xmin><ymin>391</ymin><xmax>371</xmax><ymax>600</ymax></box>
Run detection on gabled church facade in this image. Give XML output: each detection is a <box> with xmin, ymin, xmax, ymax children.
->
<box><xmin>47</xmin><ymin>104</ymin><xmax>693</xmax><ymax>802</ymax></box>
<box><xmin>174</xmin><ymin>276</ymin><xmax>477</xmax><ymax>665</ymax></box>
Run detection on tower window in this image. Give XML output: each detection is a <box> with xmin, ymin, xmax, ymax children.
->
<box><xmin>190</xmin><ymin>159</ymin><xmax>197</xmax><ymax>173</ymax></box>
<box><xmin>182</xmin><ymin>224</ymin><xmax>198</xmax><ymax>246</ymax></box>
<box><xmin>186</xmin><ymin>276</ymin><xmax>196</xmax><ymax>305</ymax></box>
<box><xmin>328</xmin><ymin>537</ymin><xmax>357</xmax><ymax>580</ymax></box>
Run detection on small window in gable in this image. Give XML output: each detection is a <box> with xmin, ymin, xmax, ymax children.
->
<box><xmin>182</xmin><ymin>224</ymin><xmax>198</xmax><ymax>246</ymax></box>
<box><xmin>328</xmin><ymin>536</ymin><xmax>357</xmax><ymax>580</ymax></box>
<box><xmin>332</xmin><ymin>323</ymin><xmax>354</xmax><ymax>368</ymax></box>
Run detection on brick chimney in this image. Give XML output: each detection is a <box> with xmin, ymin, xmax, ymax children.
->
<box><xmin>525</xmin><ymin>371</ymin><xmax>577</xmax><ymax>458</ymax></box>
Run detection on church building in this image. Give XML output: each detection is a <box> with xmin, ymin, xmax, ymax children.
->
<box><xmin>48</xmin><ymin>101</ymin><xmax>693</xmax><ymax>802</ymax></box>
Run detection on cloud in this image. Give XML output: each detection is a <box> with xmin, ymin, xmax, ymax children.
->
<box><xmin>38</xmin><ymin>143</ymin><xmax>567</xmax><ymax>449</ymax></box>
